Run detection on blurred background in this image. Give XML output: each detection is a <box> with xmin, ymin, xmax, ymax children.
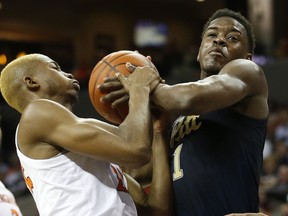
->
<box><xmin>0</xmin><ymin>0</ymin><xmax>288</xmax><ymax>215</ymax></box>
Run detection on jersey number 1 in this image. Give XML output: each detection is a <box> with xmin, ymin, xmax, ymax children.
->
<box><xmin>172</xmin><ymin>143</ymin><xmax>183</xmax><ymax>181</ymax></box>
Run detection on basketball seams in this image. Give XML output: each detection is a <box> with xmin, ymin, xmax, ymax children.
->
<box><xmin>105</xmin><ymin>53</ymin><xmax>146</xmax><ymax>77</ymax></box>
<box><xmin>103</xmin><ymin>59</ymin><xmax>123</xmax><ymax>77</ymax></box>
<box><xmin>91</xmin><ymin>53</ymin><xmax>112</xmax><ymax>74</ymax></box>
<box><xmin>98</xmin><ymin>51</ymin><xmax>134</xmax><ymax>81</ymax></box>
<box><xmin>88</xmin><ymin>50</ymin><xmax>147</xmax><ymax>124</ymax></box>
<box><xmin>90</xmin><ymin>61</ymin><xmax>110</xmax><ymax>107</ymax></box>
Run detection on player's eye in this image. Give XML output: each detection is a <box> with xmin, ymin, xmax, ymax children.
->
<box><xmin>227</xmin><ymin>35</ymin><xmax>239</xmax><ymax>41</ymax></box>
<box><xmin>51</xmin><ymin>62</ymin><xmax>61</xmax><ymax>71</ymax></box>
<box><xmin>206</xmin><ymin>31</ymin><xmax>217</xmax><ymax>38</ymax></box>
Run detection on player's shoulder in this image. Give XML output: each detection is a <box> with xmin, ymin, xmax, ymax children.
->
<box><xmin>20</xmin><ymin>99</ymin><xmax>73</xmax><ymax>128</ymax></box>
<box><xmin>27</xmin><ymin>99</ymin><xmax>64</xmax><ymax>109</ymax></box>
<box><xmin>220</xmin><ymin>59</ymin><xmax>266</xmax><ymax>87</ymax></box>
<box><xmin>223</xmin><ymin>59</ymin><xmax>263</xmax><ymax>75</ymax></box>
<box><xmin>23</xmin><ymin>99</ymin><xmax>68</xmax><ymax>117</ymax></box>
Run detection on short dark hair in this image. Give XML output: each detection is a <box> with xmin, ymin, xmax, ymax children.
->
<box><xmin>201</xmin><ymin>8</ymin><xmax>255</xmax><ymax>54</ymax></box>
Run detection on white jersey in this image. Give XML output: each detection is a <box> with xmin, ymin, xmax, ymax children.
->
<box><xmin>15</xmin><ymin>133</ymin><xmax>137</xmax><ymax>216</ymax></box>
<box><xmin>0</xmin><ymin>181</ymin><xmax>23</xmax><ymax>216</ymax></box>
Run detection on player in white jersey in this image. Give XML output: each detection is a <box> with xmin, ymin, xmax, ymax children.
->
<box><xmin>0</xmin><ymin>53</ymin><xmax>172</xmax><ymax>216</ymax></box>
<box><xmin>0</xmin><ymin>181</ymin><xmax>23</xmax><ymax>216</ymax></box>
<box><xmin>16</xmin><ymin>140</ymin><xmax>136</xmax><ymax>215</ymax></box>
<box><xmin>0</xmin><ymin>116</ymin><xmax>23</xmax><ymax>216</ymax></box>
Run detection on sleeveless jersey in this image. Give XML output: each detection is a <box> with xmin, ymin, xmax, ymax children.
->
<box><xmin>15</xmin><ymin>129</ymin><xmax>137</xmax><ymax>216</ymax></box>
<box><xmin>170</xmin><ymin>108</ymin><xmax>267</xmax><ymax>216</ymax></box>
<box><xmin>0</xmin><ymin>181</ymin><xmax>23</xmax><ymax>216</ymax></box>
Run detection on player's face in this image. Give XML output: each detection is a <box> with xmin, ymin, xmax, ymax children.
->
<box><xmin>197</xmin><ymin>17</ymin><xmax>251</xmax><ymax>75</ymax></box>
<box><xmin>36</xmin><ymin>56</ymin><xmax>80</xmax><ymax>106</ymax></box>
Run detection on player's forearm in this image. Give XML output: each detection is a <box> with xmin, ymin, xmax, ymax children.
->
<box><xmin>125</xmin><ymin>86</ymin><xmax>151</xmax><ymax>134</ymax></box>
<box><xmin>147</xmin><ymin>131</ymin><xmax>173</xmax><ymax>216</ymax></box>
<box><xmin>152</xmin><ymin>80</ymin><xmax>237</xmax><ymax>116</ymax></box>
<box><xmin>151</xmin><ymin>83</ymin><xmax>196</xmax><ymax>116</ymax></box>
<box><xmin>119</xmin><ymin>86</ymin><xmax>153</xmax><ymax>165</ymax></box>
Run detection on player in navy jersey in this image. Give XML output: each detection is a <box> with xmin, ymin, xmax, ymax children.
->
<box><xmin>99</xmin><ymin>8</ymin><xmax>268</xmax><ymax>216</ymax></box>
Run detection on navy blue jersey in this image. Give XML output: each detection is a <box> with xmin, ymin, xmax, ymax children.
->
<box><xmin>170</xmin><ymin>108</ymin><xmax>267</xmax><ymax>216</ymax></box>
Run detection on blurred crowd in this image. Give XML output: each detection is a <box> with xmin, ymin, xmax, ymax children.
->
<box><xmin>259</xmin><ymin>100</ymin><xmax>288</xmax><ymax>216</ymax></box>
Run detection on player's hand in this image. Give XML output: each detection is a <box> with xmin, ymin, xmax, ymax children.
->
<box><xmin>98</xmin><ymin>57</ymin><xmax>163</xmax><ymax>108</ymax></box>
<box><xmin>126</xmin><ymin>62</ymin><xmax>164</xmax><ymax>91</ymax></box>
<box><xmin>116</xmin><ymin>65</ymin><xmax>161</xmax><ymax>93</ymax></box>
<box><xmin>98</xmin><ymin>76</ymin><xmax>128</xmax><ymax>108</ymax></box>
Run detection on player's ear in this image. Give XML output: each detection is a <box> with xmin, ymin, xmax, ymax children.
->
<box><xmin>246</xmin><ymin>53</ymin><xmax>252</xmax><ymax>60</ymax></box>
<box><xmin>23</xmin><ymin>76</ymin><xmax>40</xmax><ymax>91</ymax></box>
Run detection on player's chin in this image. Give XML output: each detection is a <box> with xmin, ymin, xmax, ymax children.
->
<box><xmin>203</xmin><ymin>61</ymin><xmax>223</xmax><ymax>74</ymax></box>
<box><xmin>70</xmin><ymin>94</ymin><xmax>79</xmax><ymax>106</ymax></box>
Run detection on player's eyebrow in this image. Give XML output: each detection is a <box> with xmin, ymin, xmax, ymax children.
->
<box><xmin>207</xmin><ymin>26</ymin><xmax>243</xmax><ymax>35</ymax></box>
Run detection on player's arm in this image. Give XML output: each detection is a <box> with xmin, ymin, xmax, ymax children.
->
<box><xmin>19</xmin><ymin>66</ymin><xmax>160</xmax><ymax>168</ymax></box>
<box><xmin>121</xmin><ymin>158</ymin><xmax>153</xmax><ymax>192</ymax></box>
<box><xmin>151</xmin><ymin>59</ymin><xmax>268</xmax><ymax>118</ymax></box>
<box><xmin>124</xmin><ymin>128</ymin><xmax>173</xmax><ymax>216</ymax></box>
<box><xmin>99</xmin><ymin>59</ymin><xmax>267</xmax><ymax>118</ymax></box>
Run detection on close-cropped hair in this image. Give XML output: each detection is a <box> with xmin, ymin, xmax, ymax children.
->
<box><xmin>0</xmin><ymin>54</ymin><xmax>40</xmax><ymax>111</ymax></box>
<box><xmin>202</xmin><ymin>8</ymin><xmax>255</xmax><ymax>54</ymax></box>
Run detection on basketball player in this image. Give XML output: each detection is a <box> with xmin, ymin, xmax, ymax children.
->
<box><xmin>99</xmin><ymin>8</ymin><xmax>269</xmax><ymax>215</ymax></box>
<box><xmin>0</xmin><ymin>53</ymin><xmax>172</xmax><ymax>215</ymax></box>
<box><xmin>0</xmin><ymin>181</ymin><xmax>23</xmax><ymax>216</ymax></box>
<box><xmin>0</xmin><ymin>119</ymin><xmax>23</xmax><ymax>216</ymax></box>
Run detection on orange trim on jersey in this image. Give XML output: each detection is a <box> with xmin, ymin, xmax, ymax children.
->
<box><xmin>21</xmin><ymin>166</ymin><xmax>34</xmax><ymax>193</ymax></box>
<box><xmin>11</xmin><ymin>209</ymin><xmax>20</xmax><ymax>216</ymax></box>
<box><xmin>110</xmin><ymin>165</ymin><xmax>129</xmax><ymax>193</ymax></box>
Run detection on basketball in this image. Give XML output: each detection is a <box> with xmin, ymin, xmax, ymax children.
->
<box><xmin>88</xmin><ymin>50</ymin><xmax>150</xmax><ymax>125</ymax></box>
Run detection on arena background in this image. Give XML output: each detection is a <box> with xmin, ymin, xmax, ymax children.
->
<box><xmin>0</xmin><ymin>0</ymin><xmax>288</xmax><ymax>215</ymax></box>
